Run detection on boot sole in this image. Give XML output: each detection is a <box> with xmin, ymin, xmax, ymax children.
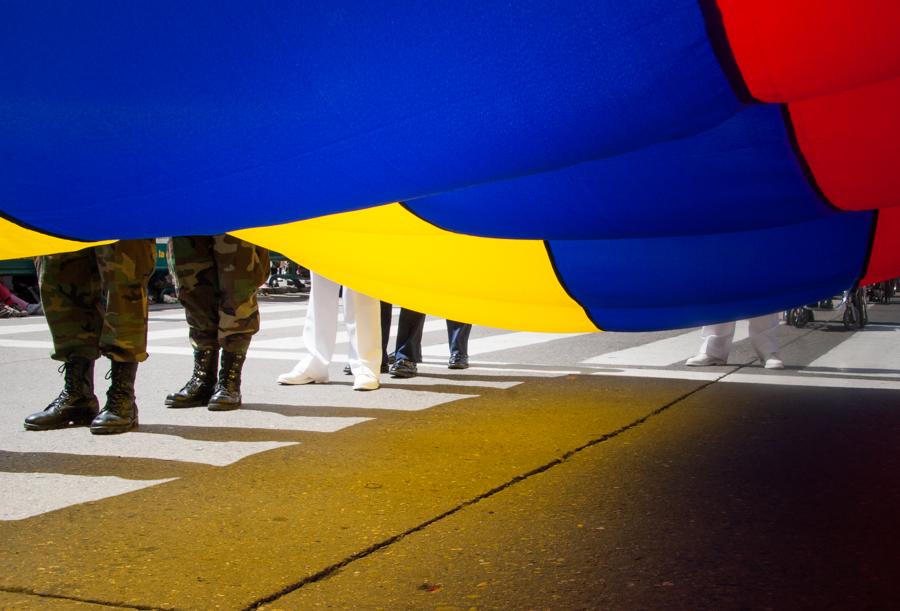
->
<box><xmin>24</xmin><ymin>418</ymin><xmax>96</xmax><ymax>431</ymax></box>
<box><xmin>165</xmin><ymin>398</ymin><xmax>210</xmax><ymax>408</ymax></box>
<box><xmin>90</xmin><ymin>420</ymin><xmax>138</xmax><ymax>435</ymax></box>
<box><xmin>207</xmin><ymin>403</ymin><xmax>241</xmax><ymax>412</ymax></box>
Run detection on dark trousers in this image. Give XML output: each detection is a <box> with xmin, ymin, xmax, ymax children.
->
<box><xmin>446</xmin><ymin>320</ymin><xmax>472</xmax><ymax>357</ymax></box>
<box><xmin>381</xmin><ymin>304</ymin><xmax>472</xmax><ymax>362</ymax></box>
<box><xmin>382</xmin><ymin>304</ymin><xmax>425</xmax><ymax>363</ymax></box>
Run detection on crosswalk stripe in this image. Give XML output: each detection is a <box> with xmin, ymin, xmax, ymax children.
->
<box><xmin>251</xmin><ymin>318</ymin><xmax>449</xmax><ymax>350</ymax></box>
<box><xmin>723</xmin><ymin>371</ymin><xmax>900</xmax><ymax>390</ymax></box>
<box><xmin>263</xmin><ymin>387</ymin><xmax>475</xmax><ymax>411</ymax></box>
<box><xmin>0</xmin><ymin>322</ymin><xmax>55</xmax><ymax>337</ymax></box>
<box><xmin>1</xmin><ymin>431</ymin><xmax>298</xmax><ymax>467</ymax></box>
<box><xmin>0</xmin><ymin>473</ymin><xmax>177</xmax><ymax>521</ymax></box>
<box><xmin>148</xmin><ymin>316</ymin><xmax>307</xmax><ymax>341</ymax></box>
<box><xmin>802</xmin><ymin>324</ymin><xmax>900</xmax><ymax>372</ymax></box>
<box><xmin>588</xmin><ymin>366</ymin><xmax>900</xmax><ymax>389</ymax></box>
<box><xmin>149</xmin><ymin>303</ymin><xmax>307</xmax><ymax>321</ymax></box>
<box><xmin>581</xmin><ymin>321</ymin><xmax>750</xmax><ymax>367</ymax></box>
<box><xmin>422</xmin><ymin>331</ymin><xmax>588</xmax><ymax>358</ymax></box>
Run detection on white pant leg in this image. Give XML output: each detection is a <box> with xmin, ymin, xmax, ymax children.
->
<box><xmin>698</xmin><ymin>321</ymin><xmax>737</xmax><ymax>361</ymax></box>
<box><xmin>748</xmin><ymin>313</ymin><xmax>779</xmax><ymax>359</ymax></box>
<box><xmin>296</xmin><ymin>272</ymin><xmax>340</xmax><ymax>380</ymax></box>
<box><xmin>343</xmin><ymin>287</ymin><xmax>382</xmax><ymax>377</ymax></box>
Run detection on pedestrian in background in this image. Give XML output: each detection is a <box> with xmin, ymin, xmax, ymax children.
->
<box><xmin>686</xmin><ymin>313</ymin><xmax>784</xmax><ymax>369</ymax></box>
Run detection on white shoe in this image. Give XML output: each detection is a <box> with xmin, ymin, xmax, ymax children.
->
<box><xmin>763</xmin><ymin>354</ymin><xmax>784</xmax><ymax>369</ymax></box>
<box><xmin>277</xmin><ymin>365</ymin><xmax>327</xmax><ymax>385</ymax></box>
<box><xmin>352</xmin><ymin>373</ymin><xmax>380</xmax><ymax>391</ymax></box>
<box><xmin>685</xmin><ymin>354</ymin><xmax>726</xmax><ymax>367</ymax></box>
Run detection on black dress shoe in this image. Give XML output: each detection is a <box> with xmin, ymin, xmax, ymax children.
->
<box><xmin>448</xmin><ymin>353</ymin><xmax>469</xmax><ymax>369</ymax></box>
<box><xmin>389</xmin><ymin>358</ymin><xmax>417</xmax><ymax>378</ymax></box>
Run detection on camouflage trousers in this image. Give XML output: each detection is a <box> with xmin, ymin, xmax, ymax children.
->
<box><xmin>168</xmin><ymin>235</ymin><xmax>269</xmax><ymax>354</ymax></box>
<box><xmin>38</xmin><ymin>240</ymin><xmax>155</xmax><ymax>363</ymax></box>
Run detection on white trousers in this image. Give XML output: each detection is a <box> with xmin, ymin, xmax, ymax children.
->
<box><xmin>698</xmin><ymin>313</ymin><xmax>780</xmax><ymax>361</ymax></box>
<box><xmin>295</xmin><ymin>272</ymin><xmax>381</xmax><ymax>380</ymax></box>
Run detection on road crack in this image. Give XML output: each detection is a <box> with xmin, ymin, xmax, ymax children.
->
<box><xmin>244</xmin><ymin>370</ymin><xmax>734</xmax><ymax>610</ymax></box>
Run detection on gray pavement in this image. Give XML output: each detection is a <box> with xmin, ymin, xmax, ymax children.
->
<box><xmin>1</xmin><ymin>296</ymin><xmax>899</xmax><ymax>609</ymax></box>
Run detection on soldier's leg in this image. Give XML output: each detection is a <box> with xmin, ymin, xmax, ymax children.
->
<box><xmin>90</xmin><ymin>239</ymin><xmax>155</xmax><ymax>435</ymax></box>
<box><xmin>24</xmin><ymin>249</ymin><xmax>102</xmax><ymax>430</ymax></box>
<box><xmin>212</xmin><ymin>234</ymin><xmax>269</xmax><ymax>354</ymax></box>
<box><xmin>207</xmin><ymin>235</ymin><xmax>269</xmax><ymax>411</ymax></box>
<box><xmin>170</xmin><ymin>236</ymin><xmax>219</xmax><ymax>351</ymax></box>
<box><xmin>166</xmin><ymin>236</ymin><xmax>221</xmax><ymax>408</ymax></box>
<box><xmin>40</xmin><ymin>250</ymin><xmax>104</xmax><ymax>362</ymax></box>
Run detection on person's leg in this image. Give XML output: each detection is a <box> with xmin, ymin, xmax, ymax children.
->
<box><xmin>380</xmin><ymin>301</ymin><xmax>393</xmax><ymax>370</ymax></box>
<box><xmin>166</xmin><ymin>236</ymin><xmax>221</xmax><ymax>407</ymax></box>
<box><xmin>344</xmin><ymin>288</ymin><xmax>381</xmax><ymax>390</ymax></box>
<box><xmin>24</xmin><ymin>250</ymin><xmax>102</xmax><ymax>430</ymax></box>
<box><xmin>170</xmin><ymin>236</ymin><xmax>219</xmax><ymax>350</ymax></box>
<box><xmin>208</xmin><ymin>235</ymin><xmax>270</xmax><ymax>410</ymax></box>
<box><xmin>90</xmin><ymin>239</ymin><xmax>155</xmax><ymax>434</ymax></box>
<box><xmin>748</xmin><ymin>313</ymin><xmax>783</xmax><ymax>368</ymax></box>
<box><xmin>390</xmin><ymin>308</ymin><xmax>425</xmax><ymax>378</ymax></box>
<box><xmin>212</xmin><ymin>234</ymin><xmax>269</xmax><ymax>354</ymax></box>
<box><xmin>278</xmin><ymin>271</ymin><xmax>339</xmax><ymax>383</ymax></box>
<box><xmin>41</xmin><ymin>250</ymin><xmax>104</xmax><ymax>362</ymax></box>
<box><xmin>447</xmin><ymin>320</ymin><xmax>472</xmax><ymax>369</ymax></box>
<box><xmin>686</xmin><ymin>321</ymin><xmax>736</xmax><ymax>365</ymax></box>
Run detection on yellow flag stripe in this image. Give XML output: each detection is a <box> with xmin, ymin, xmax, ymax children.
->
<box><xmin>0</xmin><ymin>217</ymin><xmax>113</xmax><ymax>261</ymax></box>
<box><xmin>233</xmin><ymin>203</ymin><xmax>599</xmax><ymax>332</ymax></box>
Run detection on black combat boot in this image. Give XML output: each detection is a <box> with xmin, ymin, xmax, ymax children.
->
<box><xmin>207</xmin><ymin>351</ymin><xmax>245</xmax><ymax>411</ymax></box>
<box><xmin>90</xmin><ymin>361</ymin><xmax>139</xmax><ymax>435</ymax></box>
<box><xmin>24</xmin><ymin>357</ymin><xmax>99</xmax><ymax>430</ymax></box>
<box><xmin>165</xmin><ymin>348</ymin><xmax>218</xmax><ymax>408</ymax></box>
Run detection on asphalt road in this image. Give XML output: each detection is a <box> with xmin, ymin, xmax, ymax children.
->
<box><xmin>1</xmin><ymin>296</ymin><xmax>899</xmax><ymax>610</ymax></box>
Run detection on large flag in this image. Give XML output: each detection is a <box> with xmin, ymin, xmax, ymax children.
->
<box><xmin>2</xmin><ymin>1</ymin><xmax>898</xmax><ymax>331</ymax></box>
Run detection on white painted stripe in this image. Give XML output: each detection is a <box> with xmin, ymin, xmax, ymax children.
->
<box><xmin>722</xmin><ymin>372</ymin><xmax>900</xmax><ymax>391</ymax></box>
<box><xmin>417</xmin><ymin>362</ymin><xmax>581</xmax><ymax>376</ymax></box>
<box><xmin>248</xmin><ymin>336</ymin><xmax>304</xmax><ymax>350</ymax></box>
<box><xmin>798</xmin><ymin>369</ymin><xmax>900</xmax><ymax>379</ymax></box>
<box><xmin>267</xmin><ymin>387</ymin><xmax>475</xmax><ymax>411</ymax></box>
<box><xmin>0</xmin><ymin>340</ymin><xmax>318</xmax><ymax>363</ymax></box>
<box><xmin>1</xmin><ymin>431</ymin><xmax>299</xmax><ymax>466</ymax></box>
<box><xmin>582</xmin><ymin>322</ymin><xmax>750</xmax><ymax>367</ymax></box>
<box><xmin>804</xmin><ymin>325</ymin><xmax>900</xmax><ymax>371</ymax></box>
<box><xmin>149</xmin><ymin>303</ymin><xmax>307</xmax><ymax>321</ymax></box>
<box><xmin>582</xmin><ymin>330</ymin><xmax>699</xmax><ymax>366</ymax></box>
<box><xmin>0</xmin><ymin>339</ymin><xmax>52</xmax><ymax>350</ymax></box>
<box><xmin>422</xmin><ymin>331</ymin><xmax>588</xmax><ymax>358</ymax></box>
<box><xmin>140</xmin><ymin>409</ymin><xmax>373</xmax><ymax>428</ymax></box>
<box><xmin>591</xmin><ymin>368</ymin><xmax>724</xmax><ymax>382</ymax></box>
<box><xmin>147</xmin><ymin>316</ymin><xmax>307</xmax><ymax>341</ymax></box>
<box><xmin>381</xmin><ymin>376</ymin><xmax>521</xmax><ymax>390</ymax></box>
<box><xmin>0</xmin><ymin>473</ymin><xmax>176</xmax><ymax>521</ymax></box>
<box><xmin>0</xmin><ymin>322</ymin><xmax>53</xmax><ymax>336</ymax></box>
<box><xmin>586</xmin><ymin>365</ymin><xmax>900</xmax><ymax>390</ymax></box>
